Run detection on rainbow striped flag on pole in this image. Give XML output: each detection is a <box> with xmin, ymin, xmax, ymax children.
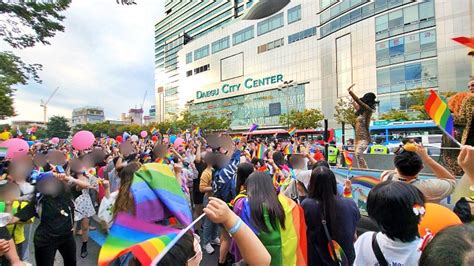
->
<box><xmin>343</xmin><ymin>150</ymin><xmax>353</xmax><ymax>170</ymax></box>
<box><xmin>288</xmin><ymin>127</ymin><xmax>297</xmax><ymax>137</ymax></box>
<box><xmin>424</xmin><ymin>89</ymin><xmax>458</xmax><ymax>145</ymax></box>
<box><xmin>150</xmin><ymin>127</ymin><xmax>158</xmax><ymax>136</ymax></box>
<box><xmin>249</xmin><ymin>123</ymin><xmax>258</xmax><ymax>132</ymax></box>
<box><xmin>98</xmin><ymin>213</ymin><xmax>180</xmax><ymax>266</ymax></box>
<box><xmin>284</xmin><ymin>145</ymin><xmax>295</xmax><ymax>155</ymax></box>
<box><xmin>256</xmin><ymin>144</ymin><xmax>265</xmax><ymax>159</ymax></box>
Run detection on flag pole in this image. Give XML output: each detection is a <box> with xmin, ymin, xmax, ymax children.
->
<box><xmin>151</xmin><ymin>213</ymin><xmax>206</xmax><ymax>265</ymax></box>
<box><xmin>438</xmin><ymin>125</ymin><xmax>462</xmax><ymax>147</ymax></box>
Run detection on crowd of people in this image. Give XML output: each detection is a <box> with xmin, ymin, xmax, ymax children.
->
<box><xmin>0</xmin><ymin>125</ymin><xmax>473</xmax><ymax>266</ymax></box>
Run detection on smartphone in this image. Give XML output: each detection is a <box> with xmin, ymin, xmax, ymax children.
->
<box><xmin>56</xmin><ymin>165</ymin><xmax>65</xmax><ymax>174</ymax></box>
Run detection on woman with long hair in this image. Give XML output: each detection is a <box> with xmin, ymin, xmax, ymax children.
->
<box><xmin>232</xmin><ymin>172</ymin><xmax>307</xmax><ymax>266</ymax></box>
<box><xmin>112</xmin><ymin>162</ymin><xmax>141</xmax><ymax>219</ymax></box>
<box><xmin>347</xmin><ymin>84</ymin><xmax>378</xmax><ymax>169</ymax></box>
<box><xmin>234</xmin><ymin>162</ymin><xmax>254</xmax><ymax>196</ymax></box>
<box><xmin>302</xmin><ymin>166</ymin><xmax>360</xmax><ymax>265</ymax></box>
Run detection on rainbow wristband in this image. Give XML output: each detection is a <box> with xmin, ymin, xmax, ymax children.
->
<box><xmin>227</xmin><ymin>217</ymin><xmax>243</xmax><ymax>236</ymax></box>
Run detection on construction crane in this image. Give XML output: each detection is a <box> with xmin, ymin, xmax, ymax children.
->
<box><xmin>40</xmin><ymin>87</ymin><xmax>59</xmax><ymax>124</ymax></box>
<box><xmin>141</xmin><ymin>89</ymin><xmax>148</xmax><ymax>110</ymax></box>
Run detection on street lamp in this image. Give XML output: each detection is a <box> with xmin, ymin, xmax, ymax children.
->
<box><xmin>278</xmin><ymin>80</ymin><xmax>294</xmax><ymax>129</ymax></box>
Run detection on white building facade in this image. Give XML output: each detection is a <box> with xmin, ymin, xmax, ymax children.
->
<box><xmin>160</xmin><ymin>0</ymin><xmax>473</xmax><ymax>130</ymax></box>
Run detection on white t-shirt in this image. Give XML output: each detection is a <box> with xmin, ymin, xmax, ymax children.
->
<box><xmin>354</xmin><ymin>232</ymin><xmax>422</xmax><ymax>266</ymax></box>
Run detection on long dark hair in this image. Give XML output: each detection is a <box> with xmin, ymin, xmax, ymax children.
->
<box><xmin>355</xmin><ymin>92</ymin><xmax>378</xmax><ymax>116</ymax></box>
<box><xmin>246</xmin><ymin>172</ymin><xmax>285</xmax><ymax>233</ymax></box>
<box><xmin>235</xmin><ymin>162</ymin><xmax>254</xmax><ymax>195</ymax></box>
<box><xmin>308</xmin><ymin>166</ymin><xmax>338</xmax><ymax>246</ymax></box>
<box><xmin>272</xmin><ymin>151</ymin><xmax>286</xmax><ymax>168</ymax></box>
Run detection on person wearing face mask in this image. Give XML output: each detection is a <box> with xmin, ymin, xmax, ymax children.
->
<box><xmin>8</xmin><ymin>171</ymin><xmax>90</xmax><ymax>266</ymax></box>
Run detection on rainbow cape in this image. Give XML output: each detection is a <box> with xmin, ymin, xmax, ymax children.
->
<box><xmin>351</xmin><ymin>175</ymin><xmax>380</xmax><ymax>189</ymax></box>
<box><xmin>256</xmin><ymin>144</ymin><xmax>265</xmax><ymax>159</ymax></box>
<box><xmin>98</xmin><ymin>213</ymin><xmax>180</xmax><ymax>266</ymax></box>
<box><xmin>424</xmin><ymin>90</ymin><xmax>454</xmax><ymax>136</ymax></box>
<box><xmin>233</xmin><ymin>194</ymin><xmax>307</xmax><ymax>266</ymax></box>
<box><xmin>131</xmin><ymin>163</ymin><xmax>192</xmax><ymax>225</ymax></box>
<box><xmin>288</xmin><ymin>127</ymin><xmax>297</xmax><ymax>137</ymax></box>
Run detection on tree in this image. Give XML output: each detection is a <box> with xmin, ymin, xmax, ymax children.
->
<box><xmin>0</xmin><ymin>52</ymin><xmax>42</xmax><ymax>119</ymax></box>
<box><xmin>334</xmin><ymin>97</ymin><xmax>357</xmax><ymax>129</ymax></box>
<box><xmin>379</xmin><ymin>109</ymin><xmax>411</xmax><ymax>121</ymax></box>
<box><xmin>47</xmin><ymin>116</ymin><xmax>71</xmax><ymax>139</ymax></box>
<box><xmin>0</xmin><ymin>1</ymin><xmax>71</xmax><ymax>119</ymax></box>
<box><xmin>280</xmin><ymin>109</ymin><xmax>324</xmax><ymax>129</ymax></box>
<box><xmin>408</xmin><ymin>88</ymin><xmax>457</xmax><ymax>120</ymax></box>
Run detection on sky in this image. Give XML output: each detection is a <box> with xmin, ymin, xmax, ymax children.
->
<box><xmin>1</xmin><ymin>0</ymin><xmax>164</xmax><ymax>123</ymax></box>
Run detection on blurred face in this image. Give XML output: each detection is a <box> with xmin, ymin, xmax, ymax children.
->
<box><xmin>469</xmin><ymin>79</ymin><xmax>474</xmax><ymax>93</ymax></box>
<box><xmin>37</xmin><ymin>177</ymin><xmax>63</xmax><ymax>197</ymax></box>
<box><xmin>9</xmin><ymin>157</ymin><xmax>33</xmax><ymax>181</ymax></box>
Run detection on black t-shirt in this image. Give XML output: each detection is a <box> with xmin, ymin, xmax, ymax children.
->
<box><xmin>0</xmin><ymin>227</ymin><xmax>11</xmax><ymax>241</ymax></box>
<box><xmin>301</xmin><ymin>197</ymin><xmax>361</xmax><ymax>266</ymax></box>
<box><xmin>15</xmin><ymin>194</ymin><xmax>74</xmax><ymax>247</ymax></box>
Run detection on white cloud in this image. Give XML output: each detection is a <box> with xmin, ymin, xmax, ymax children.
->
<box><xmin>1</xmin><ymin>0</ymin><xmax>164</xmax><ymax>123</ymax></box>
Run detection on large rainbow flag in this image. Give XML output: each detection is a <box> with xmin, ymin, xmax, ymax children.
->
<box><xmin>256</xmin><ymin>143</ymin><xmax>266</xmax><ymax>159</ymax></box>
<box><xmin>232</xmin><ymin>194</ymin><xmax>307</xmax><ymax>266</ymax></box>
<box><xmin>424</xmin><ymin>90</ymin><xmax>454</xmax><ymax>137</ymax></box>
<box><xmin>131</xmin><ymin>163</ymin><xmax>192</xmax><ymax>226</ymax></box>
<box><xmin>98</xmin><ymin>213</ymin><xmax>180</xmax><ymax>266</ymax></box>
<box><xmin>351</xmin><ymin>176</ymin><xmax>380</xmax><ymax>189</ymax></box>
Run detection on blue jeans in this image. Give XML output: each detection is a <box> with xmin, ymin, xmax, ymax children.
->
<box><xmin>202</xmin><ymin>196</ymin><xmax>219</xmax><ymax>245</ymax></box>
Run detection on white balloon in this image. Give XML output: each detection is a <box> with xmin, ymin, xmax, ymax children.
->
<box><xmin>131</xmin><ymin>135</ymin><xmax>139</xmax><ymax>142</ymax></box>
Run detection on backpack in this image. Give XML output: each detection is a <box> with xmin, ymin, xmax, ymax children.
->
<box><xmin>212</xmin><ymin>150</ymin><xmax>241</xmax><ymax>203</ymax></box>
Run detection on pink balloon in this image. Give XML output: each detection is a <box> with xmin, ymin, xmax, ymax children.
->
<box><xmin>0</xmin><ymin>138</ymin><xmax>29</xmax><ymax>159</ymax></box>
<box><xmin>51</xmin><ymin>137</ymin><xmax>59</xmax><ymax>144</ymax></box>
<box><xmin>140</xmin><ymin>131</ymin><xmax>148</xmax><ymax>138</ymax></box>
<box><xmin>173</xmin><ymin>137</ymin><xmax>185</xmax><ymax>149</ymax></box>
<box><xmin>72</xmin><ymin>130</ymin><xmax>95</xmax><ymax>151</ymax></box>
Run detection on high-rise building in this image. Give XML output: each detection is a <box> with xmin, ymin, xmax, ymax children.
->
<box><xmin>71</xmin><ymin>107</ymin><xmax>105</xmax><ymax>126</ymax></box>
<box><xmin>156</xmin><ymin>0</ymin><xmax>472</xmax><ymax>131</ymax></box>
<box><xmin>154</xmin><ymin>0</ymin><xmax>255</xmax><ymax>122</ymax></box>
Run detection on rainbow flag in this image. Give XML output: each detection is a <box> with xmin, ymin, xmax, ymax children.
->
<box><xmin>256</xmin><ymin>144</ymin><xmax>265</xmax><ymax>159</ymax></box>
<box><xmin>150</xmin><ymin>127</ymin><xmax>158</xmax><ymax>136</ymax></box>
<box><xmin>424</xmin><ymin>90</ymin><xmax>454</xmax><ymax>137</ymax></box>
<box><xmin>98</xmin><ymin>213</ymin><xmax>180</xmax><ymax>266</ymax></box>
<box><xmin>351</xmin><ymin>176</ymin><xmax>380</xmax><ymax>189</ymax></box>
<box><xmin>288</xmin><ymin>127</ymin><xmax>297</xmax><ymax>137</ymax></box>
<box><xmin>131</xmin><ymin>163</ymin><xmax>192</xmax><ymax>225</ymax></box>
<box><xmin>284</xmin><ymin>145</ymin><xmax>295</xmax><ymax>155</ymax></box>
<box><xmin>248</xmin><ymin>123</ymin><xmax>258</xmax><ymax>132</ymax></box>
<box><xmin>328</xmin><ymin>240</ymin><xmax>348</xmax><ymax>265</ymax></box>
<box><xmin>232</xmin><ymin>136</ymin><xmax>241</xmax><ymax>142</ymax></box>
<box><xmin>233</xmin><ymin>194</ymin><xmax>307</xmax><ymax>265</ymax></box>
<box><xmin>66</xmin><ymin>152</ymin><xmax>74</xmax><ymax>161</ymax></box>
<box><xmin>343</xmin><ymin>150</ymin><xmax>353</xmax><ymax>169</ymax></box>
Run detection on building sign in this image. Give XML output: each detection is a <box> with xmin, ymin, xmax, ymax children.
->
<box><xmin>196</xmin><ymin>74</ymin><xmax>283</xmax><ymax>100</ymax></box>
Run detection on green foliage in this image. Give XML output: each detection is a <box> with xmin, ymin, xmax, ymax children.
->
<box><xmin>0</xmin><ymin>1</ymin><xmax>71</xmax><ymax>120</ymax></box>
<box><xmin>334</xmin><ymin>97</ymin><xmax>357</xmax><ymax>129</ymax></box>
<box><xmin>379</xmin><ymin>109</ymin><xmax>411</xmax><ymax>121</ymax></box>
<box><xmin>73</xmin><ymin>111</ymin><xmax>231</xmax><ymax>137</ymax></box>
<box><xmin>0</xmin><ymin>52</ymin><xmax>42</xmax><ymax>119</ymax></box>
<box><xmin>279</xmin><ymin>109</ymin><xmax>324</xmax><ymax>129</ymax></box>
<box><xmin>407</xmin><ymin>88</ymin><xmax>457</xmax><ymax>120</ymax></box>
<box><xmin>47</xmin><ymin>116</ymin><xmax>71</xmax><ymax>139</ymax></box>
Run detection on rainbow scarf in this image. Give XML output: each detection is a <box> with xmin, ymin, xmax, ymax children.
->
<box><xmin>287</xmin><ymin>127</ymin><xmax>297</xmax><ymax>137</ymax></box>
<box><xmin>256</xmin><ymin>144</ymin><xmax>265</xmax><ymax>159</ymax></box>
<box><xmin>284</xmin><ymin>145</ymin><xmax>295</xmax><ymax>155</ymax></box>
<box><xmin>351</xmin><ymin>176</ymin><xmax>380</xmax><ymax>189</ymax></box>
<box><xmin>233</xmin><ymin>194</ymin><xmax>307</xmax><ymax>266</ymax></box>
<box><xmin>131</xmin><ymin>163</ymin><xmax>192</xmax><ymax>225</ymax></box>
<box><xmin>424</xmin><ymin>90</ymin><xmax>454</xmax><ymax>136</ymax></box>
<box><xmin>98</xmin><ymin>213</ymin><xmax>180</xmax><ymax>266</ymax></box>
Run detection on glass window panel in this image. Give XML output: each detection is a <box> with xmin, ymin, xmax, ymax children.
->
<box><xmin>390</xmin><ymin>65</ymin><xmax>405</xmax><ymax>83</ymax></box>
<box><xmin>420</xmin><ymin>29</ymin><xmax>436</xmax><ymax>49</ymax></box>
<box><xmin>377</xmin><ymin>68</ymin><xmax>391</xmax><ymax>94</ymax></box>
<box><xmin>340</xmin><ymin>0</ymin><xmax>350</xmax><ymax>12</ymax></box>
<box><xmin>403</xmin><ymin>5</ymin><xmax>419</xmax><ymax>24</ymax></box>
<box><xmin>376</xmin><ymin>41</ymin><xmax>389</xmax><ymax>65</ymax></box>
<box><xmin>375</xmin><ymin>15</ymin><xmax>388</xmax><ymax>33</ymax></box>
<box><xmin>378</xmin><ymin>95</ymin><xmax>392</xmax><ymax>113</ymax></box>
<box><xmin>419</xmin><ymin>1</ymin><xmax>435</xmax><ymax>20</ymax></box>
<box><xmin>257</xmin><ymin>12</ymin><xmax>283</xmax><ymax>36</ymax></box>
<box><xmin>288</xmin><ymin>5</ymin><xmax>301</xmax><ymax>24</ymax></box>
<box><xmin>404</xmin><ymin>32</ymin><xmax>420</xmax><ymax>55</ymax></box>
<box><xmin>321</xmin><ymin>10</ymin><xmax>331</xmax><ymax>23</ymax></box>
<box><xmin>330</xmin><ymin>4</ymin><xmax>340</xmax><ymax>18</ymax></box>
<box><xmin>389</xmin><ymin>37</ymin><xmax>404</xmax><ymax>56</ymax></box>
<box><xmin>361</xmin><ymin>3</ymin><xmax>375</xmax><ymax>18</ymax></box>
<box><xmin>422</xmin><ymin>59</ymin><xmax>438</xmax><ymax>79</ymax></box>
<box><xmin>374</xmin><ymin>0</ymin><xmax>387</xmax><ymax>11</ymax></box>
<box><xmin>340</xmin><ymin>13</ymin><xmax>350</xmax><ymax>27</ymax></box>
<box><xmin>320</xmin><ymin>0</ymin><xmax>333</xmax><ymax>10</ymax></box>
<box><xmin>405</xmin><ymin>63</ymin><xmax>421</xmax><ymax>81</ymax></box>
<box><xmin>388</xmin><ymin>10</ymin><xmax>403</xmax><ymax>29</ymax></box>
<box><xmin>186</xmin><ymin>52</ymin><xmax>192</xmax><ymax>64</ymax></box>
<box><xmin>350</xmin><ymin>8</ymin><xmax>362</xmax><ymax>22</ymax></box>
